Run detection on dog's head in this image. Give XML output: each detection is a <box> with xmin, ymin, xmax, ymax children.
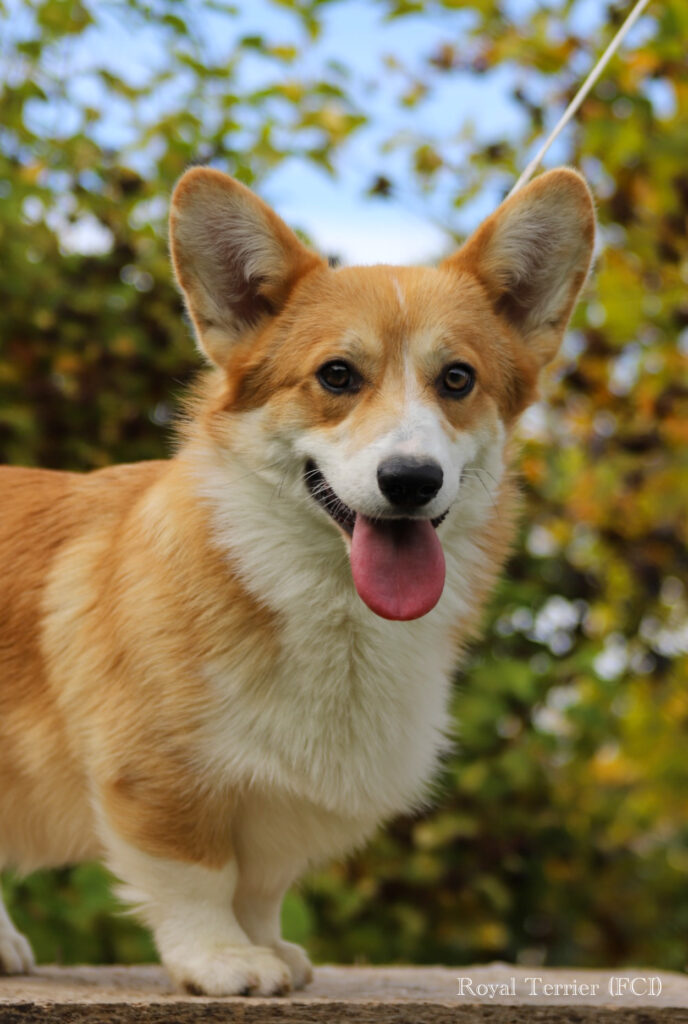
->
<box><xmin>170</xmin><ymin>168</ymin><xmax>595</xmax><ymax>621</ymax></box>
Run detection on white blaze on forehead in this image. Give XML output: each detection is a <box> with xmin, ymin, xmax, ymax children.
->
<box><xmin>391</xmin><ymin>274</ymin><xmax>407</xmax><ymax>314</ymax></box>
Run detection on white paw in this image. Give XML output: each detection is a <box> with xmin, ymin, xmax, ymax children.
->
<box><xmin>0</xmin><ymin>925</ymin><xmax>35</xmax><ymax>975</ymax></box>
<box><xmin>167</xmin><ymin>944</ymin><xmax>292</xmax><ymax>997</ymax></box>
<box><xmin>272</xmin><ymin>939</ymin><xmax>313</xmax><ymax>989</ymax></box>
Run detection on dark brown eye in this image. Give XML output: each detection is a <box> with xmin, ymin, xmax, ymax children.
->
<box><xmin>317</xmin><ymin>360</ymin><xmax>359</xmax><ymax>393</ymax></box>
<box><xmin>439</xmin><ymin>362</ymin><xmax>475</xmax><ymax>397</ymax></box>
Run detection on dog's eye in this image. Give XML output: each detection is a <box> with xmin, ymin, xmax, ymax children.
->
<box><xmin>439</xmin><ymin>362</ymin><xmax>475</xmax><ymax>398</ymax></box>
<box><xmin>317</xmin><ymin>360</ymin><xmax>359</xmax><ymax>394</ymax></box>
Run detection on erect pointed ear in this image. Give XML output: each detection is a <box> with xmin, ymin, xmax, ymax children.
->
<box><xmin>443</xmin><ymin>168</ymin><xmax>596</xmax><ymax>365</ymax></box>
<box><xmin>170</xmin><ymin>168</ymin><xmax>324</xmax><ymax>366</ymax></box>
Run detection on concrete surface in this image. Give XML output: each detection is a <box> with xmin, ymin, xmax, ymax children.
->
<box><xmin>1</xmin><ymin>963</ymin><xmax>687</xmax><ymax>1022</ymax></box>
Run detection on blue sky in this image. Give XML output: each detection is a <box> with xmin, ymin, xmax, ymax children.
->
<box><xmin>236</xmin><ymin>0</ymin><xmax>661</xmax><ymax>263</ymax></box>
<box><xmin>6</xmin><ymin>0</ymin><xmax>660</xmax><ymax>264</ymax></box>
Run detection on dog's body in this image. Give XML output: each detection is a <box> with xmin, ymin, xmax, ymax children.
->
<box><xmin>0</xmin><ymin>168</ymin><xmax>595</xmax><ymax>994</ymax></box>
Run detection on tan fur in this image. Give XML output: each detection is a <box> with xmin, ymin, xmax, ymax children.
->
<box><xmin>0</xmin><ymin>461</ymin><xmax>276</xmax><ymax>870</ymax></box>
<box><xmin>0</xmin><ymin>166</ymin><xmax>595</xmax><ymax>994</ymax></box>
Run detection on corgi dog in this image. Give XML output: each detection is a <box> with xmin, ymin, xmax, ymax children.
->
<box><xmin>0</xmin><ymin>167</ymin><xmax>595</xmax><ymax>995</ymax></box>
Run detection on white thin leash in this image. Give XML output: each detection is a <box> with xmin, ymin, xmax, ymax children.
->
<box><xmin>508</xmin><ymin>0</ymin><xmax>653</xmax><ymax>196</ymax></box>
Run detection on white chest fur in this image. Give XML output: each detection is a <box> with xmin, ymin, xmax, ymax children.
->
<box><xmin>186</xmin><ymin>440</ymin><xmax>501</xmax><ymax>825</ymax></box>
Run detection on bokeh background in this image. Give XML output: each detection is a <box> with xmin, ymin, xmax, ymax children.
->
<box><xmin>1</xmin><ymin>0</ymin><xmax>687</xmax><ymax>971</ymax></box>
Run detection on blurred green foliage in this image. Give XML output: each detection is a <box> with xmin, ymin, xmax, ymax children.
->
<box><xmin>1</xmin><ymin>0</ymin><xmax>687</xmax><ymax>972</ymax></box>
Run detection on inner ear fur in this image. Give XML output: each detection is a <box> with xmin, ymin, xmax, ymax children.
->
<box><xmin>444</xmin><ymin>168</ymin><xmax>596</xmax><ymax>365</ymax></box>
<box><xmin>170</xmin><ymin>167</ymin><xmax>324</xmax><ymax>366</ymax></box>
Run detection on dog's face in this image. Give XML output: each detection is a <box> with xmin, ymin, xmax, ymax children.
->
<box><xmin>170</xmin><ymin>168</ymin><xmax>595</xmax><ymax>620</ymax></box>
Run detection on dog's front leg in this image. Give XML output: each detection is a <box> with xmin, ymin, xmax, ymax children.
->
<box><xmin>0</xmin><ymin>886</ymin><xmax>34</xmax><ymax>975</ymax></box>
<box><xmin>101</xmin><ymin>829</ymin><xmax>292</xmax><ymax>996</ymax></box>
<box><xmin>233</xmin><ymin>882</ymin><xmax>313</xmax><ymax>991</ymax></box>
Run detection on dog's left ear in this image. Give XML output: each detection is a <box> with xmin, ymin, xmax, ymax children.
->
<box><xmin>443</xmin><ymin>168</ymin><xmax>595</xmax><ymax>365</ymax></box>
<box><xmin>170</xmin><ymin>168</ymin><xmax>324</xmax><ymax>366</ymax></box>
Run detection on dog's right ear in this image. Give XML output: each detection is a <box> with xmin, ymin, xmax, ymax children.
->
<box><xmin>170</xmin><ymin>168</ymin><xmax>324</xmax><ymax>366</ymax></box>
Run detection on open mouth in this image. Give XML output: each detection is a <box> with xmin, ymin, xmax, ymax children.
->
<box><xmin>304</xmin><ymin>459</ymin><xmax>448</xmax><ymax>621</ymax></box>
<box><xmin>304</xmin><ymin>460</ymin><xmax>357</xmax><ymax>536</ymax></box>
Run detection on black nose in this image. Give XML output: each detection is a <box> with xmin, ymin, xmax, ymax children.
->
<box><xmin>377</xmin><ymin>457</ymin><xmax>444</xmax><ymax>508</ymax></box>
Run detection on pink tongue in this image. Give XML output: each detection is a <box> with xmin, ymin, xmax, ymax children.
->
<box><xmin>350</xmin><ymin>515</ymin><xmax>446</xmax><ymax>621</ymax></box>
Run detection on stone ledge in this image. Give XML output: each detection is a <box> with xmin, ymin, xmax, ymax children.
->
<box><xmin>1</xmin><ymin>964</ymin><xmax>687</xmax><ymax>1023</ymax></box>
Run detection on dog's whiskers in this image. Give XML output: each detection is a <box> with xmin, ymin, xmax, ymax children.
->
<box><xmin>462</xmin><ymin>466</ymin><xmax>498</xmax><ymax>508</ymax></box>
<box><xmin>276</xmin><ymin>468</ymin><xmax>289</xmax><ymax>500</ymax></box>
<box><xmin>227</xmin><ymin>458</ymin><xmax>286</xmax><ymax>487</ymax></box>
